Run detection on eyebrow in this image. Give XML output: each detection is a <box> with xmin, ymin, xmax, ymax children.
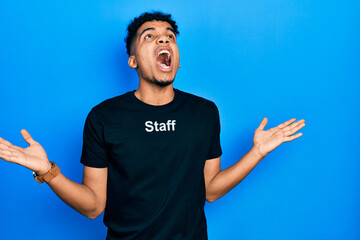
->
<box><xmin>139</xmin><ymin>27</ymin><xmax>176</xmax><ymax>39</ymax></box>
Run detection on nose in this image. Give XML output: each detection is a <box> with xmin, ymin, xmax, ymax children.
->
<box><xmin>157</xmin><ymin>35</ymin><xmax>169</xmax><ymax>44</ymax></box>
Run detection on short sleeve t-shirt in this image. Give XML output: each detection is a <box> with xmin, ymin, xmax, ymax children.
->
<box><xmin>80</xmin><ymin>89</ymin><xmax>222</xmax><ymax>240</ymax></box>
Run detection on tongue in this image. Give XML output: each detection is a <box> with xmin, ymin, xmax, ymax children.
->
<box><xmin>159</xmin><ymin>63</ymin><xmax>169</xmax><ymax>69</ymax></box>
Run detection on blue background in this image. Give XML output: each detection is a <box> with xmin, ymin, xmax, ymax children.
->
<box><xmin>0</xmin><ymin>0</ymin><xmax>359</xmax><ymax>239</ymax></box>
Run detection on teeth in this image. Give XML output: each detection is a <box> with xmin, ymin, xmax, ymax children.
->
<box><xmin>158</xmin><ymin>50</ymin><xmax>171</xmax><ymax>60</ymax></box>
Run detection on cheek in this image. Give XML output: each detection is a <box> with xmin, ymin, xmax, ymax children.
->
<box><xmin>136</xmin><ymin>53</ymin><xmax>155</xmax><ymax>74</ymax></box>
<box><xmin>173</xmin><ymin>48</ymin><xmax>180</xmax><ymax>64</ymax></box>
<box><xmin>137</xmin><ymin>50</ymin><xmax>153</xmax><ymax>65</ymax></box>
<box><xmin>174</xmin><ymin>55</ymin><xmax>180</xmax><ymax>66</ymax></box>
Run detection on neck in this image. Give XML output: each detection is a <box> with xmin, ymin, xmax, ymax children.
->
<box><xmin>135</xmin><ymin>81</ymin><xmax>175</xmax><ymax>106</ymax></box>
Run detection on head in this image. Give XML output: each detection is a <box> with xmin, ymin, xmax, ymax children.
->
<box><xmin>125</xmin><ymin>11</ymin><xmax>180</xmax><ymax>87</ymax></box>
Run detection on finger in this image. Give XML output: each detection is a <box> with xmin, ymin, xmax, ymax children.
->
<box><xmin>21</xmin><ymin>129</ymin><xmax>37</xmax><ymax>146</ymax></box>
<box><xmin>285</xmin><ymin>121</ymin><xmax>306</xmax><ymax>136</ymax></box>
<box><xmin>290</xmin><ymin>119</ymin><xmax>305</xmax><ymax>127</ymax></box>
<box><xmin>0</xmin><ymin>138</ymin><xmax>25</xmax><ymax>153</ymax></box>
<box><xmin>0</xmin><ymin>142</ymin><xmax>11</xmax><ymax>151</ymax></box>
<box><xmin>276</xmin><ymin>118</ymin><xmax>296</xmax><ymax>129</ymax></box>
<box><xmin>9</xmin><ymin>145</ymin><xmax>24</xmax><ymax>152</ymax></box>
<box><xmin>257</xmin><ymin>117</ymin><xmax>268</xmax><ymax>130</ymax></box>
<box><xmin>0</xmin><ymin>152</ymin><xmax>10</xmax><ymax>161</ymax></box>
<box><xmin>3</xmin><ymin>147</ymin><xmax>21</xmax><ymax>155</ymax></box>
<box><xmin>284</xmin><ymin>132</ymin><xmax>303</xmax><ymax>142</ymax></box>
<box><xmin>0</xmin><ymin>148</ymin><xmax>11</xmax><ymax>155</ymax></box>
<box><xmin>0</xmin><ymin>137</ymin><xmax>13</xmax><ymax>147</ymax></box>
<box><xmin>0</xmin><ymin>150</ymin><xmax>19</xmax><ymax>163</ymax></box>
<box><xmin>0</xmin><ymin>149</ymin><xmax>12</xmax><ymax>161</ymax></box>
<box><xmin>0</xmin><ymin>143</ymin><xmax>11</xmax><ymax>155</ymax></box>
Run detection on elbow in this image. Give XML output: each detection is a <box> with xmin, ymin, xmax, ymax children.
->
<box><xmin>86</xmin><ymin>213</ymin><xmax>99</xmax><ymax>220</ymax></box>
<box><xmin>206</xmin><ymin>191</ymin><xmax>226</xmax><ymax>203</ymax></box>
<box><xmin>84</xmin><ymin>207</ymin><xmax>105</xmax><ymax>220</ymax></box>
<box><xmin>85</xmin><ymin>198</ymin><xmax>106</xmax><ymax>219</ymax></box>
<box><xmin>206</xmin><ymin>193</ymin><xmax>218</xmax><ymax>203</ymax></box>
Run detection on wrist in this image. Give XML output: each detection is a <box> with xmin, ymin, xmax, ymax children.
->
<box><xmin>35</xmin><ymin>161</ymin><xmax>52</xmax><ymax>176</ymax></box>
<box><xmin>33</xmin><ymin>161</ymin><xmax>60</xmax><ymax>184</ymax></box>
<box><xmin>251</xmin><ymin>145</ymin><xmax>266</xmax><ymax>161</ymax></box>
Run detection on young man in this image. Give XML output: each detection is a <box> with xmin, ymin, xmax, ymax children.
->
<box><xmin>0</xmin><ymin>11</ymin><xmax>305</xmax><ymax>240</ymax></box>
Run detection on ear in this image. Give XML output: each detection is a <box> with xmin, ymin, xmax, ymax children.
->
<box><xmin>128</xmin><ymin>55</ymin><xmax>137</xmax><ymax>68</ymax></box>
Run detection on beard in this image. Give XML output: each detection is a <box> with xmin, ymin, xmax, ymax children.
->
<box><xmin>151</xmin><ymin>78</ymin><xmax>174</xmax><ymax>87</ymax></box>
<box><xmin>136</xmin><ymin>65</ymin><xmax>177</xmax><ymax>88</ymax></box>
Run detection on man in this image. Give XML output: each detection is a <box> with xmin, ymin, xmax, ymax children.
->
<box><xmin>0</xmin><ymin>11</ymin><xmax>305</xmax><ymax>239</ymax></box>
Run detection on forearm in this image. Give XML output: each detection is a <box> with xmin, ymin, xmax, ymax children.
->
<box><xmin>206</xmin><ymin>146</ymin><xmax>264</xmax><ymax>202</ymax></box>
<box><xmin>47</xmin><ymin>173</ymin><xmax>100</xmax><ymax>219</ymax></box>
<box><xmin>0</xmin><ymin>132</ymin><xmax>104</xmax><ymax>219</ymax></box>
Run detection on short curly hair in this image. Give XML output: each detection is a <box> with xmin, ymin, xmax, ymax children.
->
<box><xmin>125</xmin><ymin>11</ymin><xmax>179</xmax><ymax>56</ymax></box>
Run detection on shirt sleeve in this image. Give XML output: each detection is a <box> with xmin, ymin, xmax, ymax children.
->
<box><xmin>206</xmin><ymin>102</ymin><xmax>222</xmax><ymax>160</ymax></box>
<box><xmin>80</xmin><ymin>108</ymin><xmax>109</xmax><ymax>168</ymax></box>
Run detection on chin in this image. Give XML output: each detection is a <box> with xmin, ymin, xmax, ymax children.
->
<box><xmin>152</xmin><ymin>78</ymin><xmax>174</xmax><ymax>87</ymax></box>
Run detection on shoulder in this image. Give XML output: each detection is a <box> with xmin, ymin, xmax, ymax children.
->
<box><xmin>86</xmin><ymin>91</ymin><xmax>133</xmax><ymax>120</ymax></box>
<box><xmin>93</xmin><ymin>91</ymin><xmax>133</xmax><ymax>111</ymax></box>
<box><xmin>177</xmin><ymin>89</ymin><xmax>219</xmax><ymax>112</ymax></box>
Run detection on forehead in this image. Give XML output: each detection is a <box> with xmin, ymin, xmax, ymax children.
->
<box><xmin>137</xmin><ymin>20</ymin><xmax>173</xmax><ymax>35</ymax></box>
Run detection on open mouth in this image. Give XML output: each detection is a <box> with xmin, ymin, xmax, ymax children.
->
<box><xmin>156</xmin><ymin>49</ymin><xmax>172</xmax><ymax>71</ymax></box>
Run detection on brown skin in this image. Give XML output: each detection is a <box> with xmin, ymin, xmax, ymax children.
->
<box><xmin>128</xmin><ymin>20</ymin><xmax>181</xmax><ymax>106</ymax></box>
<box><xmin>129</xmin><ymin>20</ymin><xmax>180</xmax><ymax>86</ymax></box>
<box><xmin>0</xmin><ymin>20</ymin><xmax>306</xmax><ymax>220</ymax></box>
<box><xmin>0</xmin><ymin>130</ymin><xmax>107</xmax><ymax>219</ymax></box>
<box><xmin>204</xmin><ymin>118</ymin><xmax>305</xmax><ymax>202</ymax></box>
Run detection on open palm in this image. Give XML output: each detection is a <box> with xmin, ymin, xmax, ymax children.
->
<box><xmin>253</xmin><ymin>118</ymin><xmax>305</xmax><ymax>157</ymax></box>
<box><xmin>0</xmin><ymin>129</ymin><xmax>50</xmax><ymax>175</ymax></box>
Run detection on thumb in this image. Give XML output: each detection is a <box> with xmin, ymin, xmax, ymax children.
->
<box><xmin>257</xmin><ymin>117</ymin><xmax>268</xmax><ymax>130</ymax></box>
<box><xmin>21</xmin><ymin>129</ymin><xmax>37</xmax><ymax>146</ymax></box>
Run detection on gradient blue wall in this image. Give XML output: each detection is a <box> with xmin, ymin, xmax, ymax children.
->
<box><xmin>0</xmin><ymin>1</ymin><xmax>359</xmax><ymax>239</ymax></box>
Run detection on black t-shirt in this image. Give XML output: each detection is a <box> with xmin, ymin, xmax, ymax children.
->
<box><xmin>80</xmin><ymin>89</ymin><xmax>222</xmax><ymax>240</ymax></box>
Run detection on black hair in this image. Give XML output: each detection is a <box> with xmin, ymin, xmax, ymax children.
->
<box><xmin>125</xmin><ymin>11</ymin><xmax>179</xmax><ymax>56</ymax></box>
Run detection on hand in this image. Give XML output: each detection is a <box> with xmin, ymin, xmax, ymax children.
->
<box><xmin>252</xmin><ymin>118</ymin><xmax>305</xmax><ymax>158</ymax></box>
<box><xmin>0</xmin><ymin>129</ymin><xmax>51</xmax><ymax>175</ymax></box>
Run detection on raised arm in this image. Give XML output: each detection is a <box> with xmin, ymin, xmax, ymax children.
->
<box><xmin>0</xmin><ymin>129</ymin><xmax>107</xmax><ymax>219</ymax></box>
<box><xmin>204</xmin><ymin>118</ymin><xmax>306</xmax><ymax>202</ymax></box>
